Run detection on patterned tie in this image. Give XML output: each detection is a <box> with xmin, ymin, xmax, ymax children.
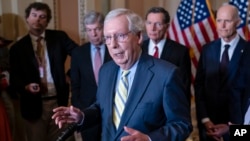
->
<box><xmin>113</xmin><ymin>70</ymin><xmax>130</xmax><ymax>129</ymax></box>
<box><xmin>94</xmin><ymin>47</ymin><xmax>102</xmax><ymax>84</ymax></box>
<box><xmin>220</xmin><ymin>44</ymin><xmax>230</xmax><ymax>74</ymax></box>
<box><xmin>153</xmin><ymin>46</ymin><xmax>159</xmax><ymax>58</ymax></box>
<box><xmin>36</xmin><ymin>37</ymin><xmax>48</xmax><ymax>93</ymax></box>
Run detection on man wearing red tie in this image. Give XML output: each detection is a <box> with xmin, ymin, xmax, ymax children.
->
<box><xmin>142</xmin><ymin>7</ymin><xmax>191</xmax><ymax>105</ymax></box>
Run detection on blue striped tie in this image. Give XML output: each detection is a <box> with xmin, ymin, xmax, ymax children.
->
<box><xmin>113</xmin><ymin>70</ymin><xmax>130</xmax><ymax>129</ymax></box>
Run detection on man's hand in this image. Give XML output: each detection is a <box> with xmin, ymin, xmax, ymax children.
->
<box><xmin>52</xmin><ymin>106</ymin><xmax>84</xmax><ymax>129</ymax></box>
<box><xmin>207</xmin><ymin>124</ymin><xmax>229</xmax><ymax>141</ymax></box>
<box><xmin>204</xmin><ymin>121</ymin><xmax>215</xmax><ymax>134</ymax></box>
<box><xmin>120</xmin><ymin>126</ymin><xmax>150</xmax><ymax>141</ymax></box>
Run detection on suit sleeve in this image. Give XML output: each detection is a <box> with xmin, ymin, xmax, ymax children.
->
<box><xmin>149</xmin><ymin>67</ymin><xmax>192</xmax><ymax>141</ymax></box>
<box><xmin>230</xmin><ymin>50</ymin><xmax>249</xmax><ymax>124</ymax></box>
<box><xmin>179</xmin><ymin>47</ymin><xmax>191</xmax><ymax>104</ymax></box>
<box><xmin>70</xmin><ymin>48</ymin><xmax>81</xmax><ymax>108</ymax></box>
<box><xmin>194</xmin><ymin>48</ymin><xmax>208</xmax><ymax>121</ymax></box>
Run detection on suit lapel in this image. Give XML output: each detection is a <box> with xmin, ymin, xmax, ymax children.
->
<box><xmin>83</xmin><ymin>44</ymin><xmax>97</xmax><ymax>85</ymax></box>
<box><xmin>105</xmin><ymin>64</ymin><xmax>119</xmax><ymax>136</ymax></box>
<box><xmin>115</xmin><ymin>54</ymin><xmax>154</xmax><ymax>136</ymax></box>
<box><xmin>24</xmin><ymin>35</ymin><xmax>40</xmax><ymax>70</ymax></box>
<box><xmin>44</xmin><ymin>31</ymin><xmax>55</xmax><ymax>73</ymax></box>
<box><xmin>161</xmin><ymin>39</ymin><xmax>172</xmax><ymax>60</ymax></box>
<box><xmin>209</xmin><ymin>40</ymin><xmax>221</xmax><ymax>81</ymax></box>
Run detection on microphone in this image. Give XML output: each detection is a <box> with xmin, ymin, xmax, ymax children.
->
<box><xmin>56</xmin><ymin>123</ymin><xmax>78</xmax><ymax>141</ymax></box>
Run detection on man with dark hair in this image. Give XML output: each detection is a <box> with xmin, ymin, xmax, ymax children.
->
<box><xmin>142</xmin><ymin>7</ymin><xmax>191</xmax><ymax>105</ymax></box>
<box><xmin>9</xmin><ymin>2</ymin><xmax>78</xmax><ymax>141</ymax></box>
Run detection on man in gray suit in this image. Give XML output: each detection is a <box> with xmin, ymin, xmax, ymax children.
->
<box><xmin>53</xmin><ymin>8</ymin><xmax>192</xmax><ymax>141</ymax></box>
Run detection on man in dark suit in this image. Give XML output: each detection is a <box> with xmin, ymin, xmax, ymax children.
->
<box><xmin>9</xmin><ymin>2</ymin><xmax>78</xmax><ymax>141</ymax></box>
<box><xmin>194</xmin><ymin>4</ymin><xmax>248</xmax><ymax>141</ymax></box>
<box><xmin>70</xmin><ymin>11</ymin><xmax>112</xmax><ymax>141</ymax></box>
<box><xmin>52</xmin><ymin>8</ymin><xmax>192</xmax><ymax>141</ymax></box>
<box><xmin>142</xmin><ymin>7</ymin><xmax>191</xmax><ymax>104</ymax></box>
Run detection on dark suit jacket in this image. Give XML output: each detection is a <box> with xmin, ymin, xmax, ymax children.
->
<box><xmin>142</xmin><ymin>39</ymin><xmax>191</xmax><ymax>103</ymax></box>
<box><xmin>230</xmin><ymin>43</ymin><xmax>250</xmax><ymax>124</ymax></box>
<box><xmin>81</xmin><ymin>53</ymin><xmax>192</xmax><ymax>141</ymax></box>
<box><xmin>9</xmin><ymin>30</ymin><xmax>78</xmax><ymax>120</ymax></box>
<box><xmin>195</xmin><ymin>37</ymin><xmax>247</xmax><ymax>125</ymax></box>
<box><xmin>71</xmin><ymin>42</ymin><xmax>112</xmax><ymax>110</ymax></box>
<box><xmin>70</xmin><ymin>42</ymin><xmax>112</xmax><ymax>140</ymax></box>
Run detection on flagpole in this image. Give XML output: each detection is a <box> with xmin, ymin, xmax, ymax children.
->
<box><xmin>245</xmin><ymin>0</ymin><xmax>250</xmax><ymax>41</ymax></box>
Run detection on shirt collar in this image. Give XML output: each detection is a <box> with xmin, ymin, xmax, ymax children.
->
<box><xmin>221</xmin><ymin>34</ymin><xmax>240</xmax><ymax>48</ymax></box>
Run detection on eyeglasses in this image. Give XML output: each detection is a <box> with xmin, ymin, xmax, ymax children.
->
<box><xmin>104</xmin><ymin>31</ymin><xmax>132</xmax><ymax>45</ymax></box>
<box><xmin>145</xmin><ymin>21</ymin><xmax>165</xmax><ymax>28</ymax></box>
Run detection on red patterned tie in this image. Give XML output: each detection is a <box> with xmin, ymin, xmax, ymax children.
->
<box><xmin>153</xmin><ymin>46</ymin><xmax>159</xmax><ymax>58</ymax></box>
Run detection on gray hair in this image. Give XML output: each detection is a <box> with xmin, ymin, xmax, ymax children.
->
<box><xmin>83</xmin><ymin>11</ymin><xmax>104</xmax><ymax>30</ymax></box>
<box><xmin>104</xmin><ymin>8</ymin><xmax>144</xmax><ymax>33</ymax></box>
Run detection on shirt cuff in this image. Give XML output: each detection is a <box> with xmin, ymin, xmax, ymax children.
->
<box><xmin>77</xmin><ymin>112</ymin><xmax>85</xmax><ymax>126</ymax></box>
<box><xmin>147</xmin><ymin>135</ymin><xmax>152</xmax><ymax>141</ymax></box>
<box><xmin>201</xmin><ymin>117</ymin><xmax>210</xmax><ymax>124</ymax></box>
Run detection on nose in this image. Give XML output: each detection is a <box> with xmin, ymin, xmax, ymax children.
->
<box><xmin>90</xmin><ymin>30</ymin><xmax>97</xmax><ymax>36</ymax></box>
<box><xmin>222</xmin><ymin>21</ymin><xmax>226</xmax><ymax>28</ymax></box>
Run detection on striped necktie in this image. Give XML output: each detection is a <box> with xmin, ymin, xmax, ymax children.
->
<box><xmin>113</xmin><ymin>70</ymin><xmax>130</xmax><ymax>129</ymax></box>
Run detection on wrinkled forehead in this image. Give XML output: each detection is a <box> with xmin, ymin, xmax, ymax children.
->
<box><xmin>104</xmin><ymin>15</ymin><xmax>129</xmax><ymax>34</ymax></box>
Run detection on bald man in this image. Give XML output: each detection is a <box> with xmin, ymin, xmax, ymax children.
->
<box><xmin>195</xmin><ymin>4</ymin><xmax>248</xmax><ymax>141</ymax></box>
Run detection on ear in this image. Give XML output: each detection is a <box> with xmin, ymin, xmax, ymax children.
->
<box><xmin>236</xmin><ymin>18</ymin><xmax>241</xmax><ymax>27</ymax></box>
<box><xmin>137</xmin><ymin>31</ymin><xmax>143</xmax><ymax>45</ymax></box>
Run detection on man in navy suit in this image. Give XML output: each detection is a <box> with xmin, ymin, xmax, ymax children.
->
<box><xmin>9</xmin><ymin>2</ymin><xmax>78</xmax><ymax>141</ymax></box>
<box><xmin>70</xmin><ymin>11</ymin><xmax>112</xmax><ymax>141</ymax></box>
<box><xmin>142</xmin><ymin>7</ymin><xmax>191</xmax><ymax>105</ymax></box>
<box><xmin>194</xmin><ymin>4</ymin><xmax>248</xmax><ymax>141</ymax></box>
<box><xmin>53</xmin><ymin>8</ymin><xmax>192</xmax><ymax>141</ymax></box>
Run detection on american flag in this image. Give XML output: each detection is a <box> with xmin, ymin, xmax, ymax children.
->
<box><xmin>229</xmin><ymin>0</ymin><xmax>250</xmax><ymax>41</ymax></box>
<box><xmin>168</xmin><ymin>0</ymin><xmax>218</xmax><ymax>94</ymax></box>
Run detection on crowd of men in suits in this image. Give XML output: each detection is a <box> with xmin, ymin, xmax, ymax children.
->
<box><xmin>1</xmin><ymin>1</ymin><xmax>250</xmax><ymax>141</ymax></box>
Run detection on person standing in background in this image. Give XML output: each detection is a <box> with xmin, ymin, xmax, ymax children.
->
<box><xmin>142</xmin><ymin>7</ymin><xmax>191</xmax><ymax>105</ymax></box>
<box><xmin>70</xmin><ymin>11</ymin><xmax>112</xmax><ymax>141</ymax></box>
<box><xmin>9</xmin><ymin>2</ymin><xmax>78</xmax><ymax>141</ymax></box>
<box><xmin>194</xmin><ymin>4</ymin><xmax>248</xmax><ymax>141</ymax></box>
<box><xmin>0</xmin><ymin>36</ymin><xmax>13</xmax><ymax>141</ymax></box>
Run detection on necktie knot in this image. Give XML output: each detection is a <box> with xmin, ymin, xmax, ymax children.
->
<box><xmin>224</xmin><ymin>44</ymin><xmax>230</xmax><ymax>50</ymax></box>
<box><xmin>36</xmin><ymin>36</ymin><xmax>43</xmax><ymax>42</ymax></box>
<box><xmin>220</xmin><ymin>44</ymin><xmax>230</xmax><ymax>76</ymax></box>
<box><xmin>122</xmin><ymin>70</ymin><xmax>130</xmax><ymax>78</ymax></box>
<box><xmin>96</xmin><ymin>47</ymin><xmax>101</xmax><ymax>51</ymax></box>
<box><xmin>153</xmin><ymin>46</ymin><xmax>159</xmax><ymax>58</ymax></box>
